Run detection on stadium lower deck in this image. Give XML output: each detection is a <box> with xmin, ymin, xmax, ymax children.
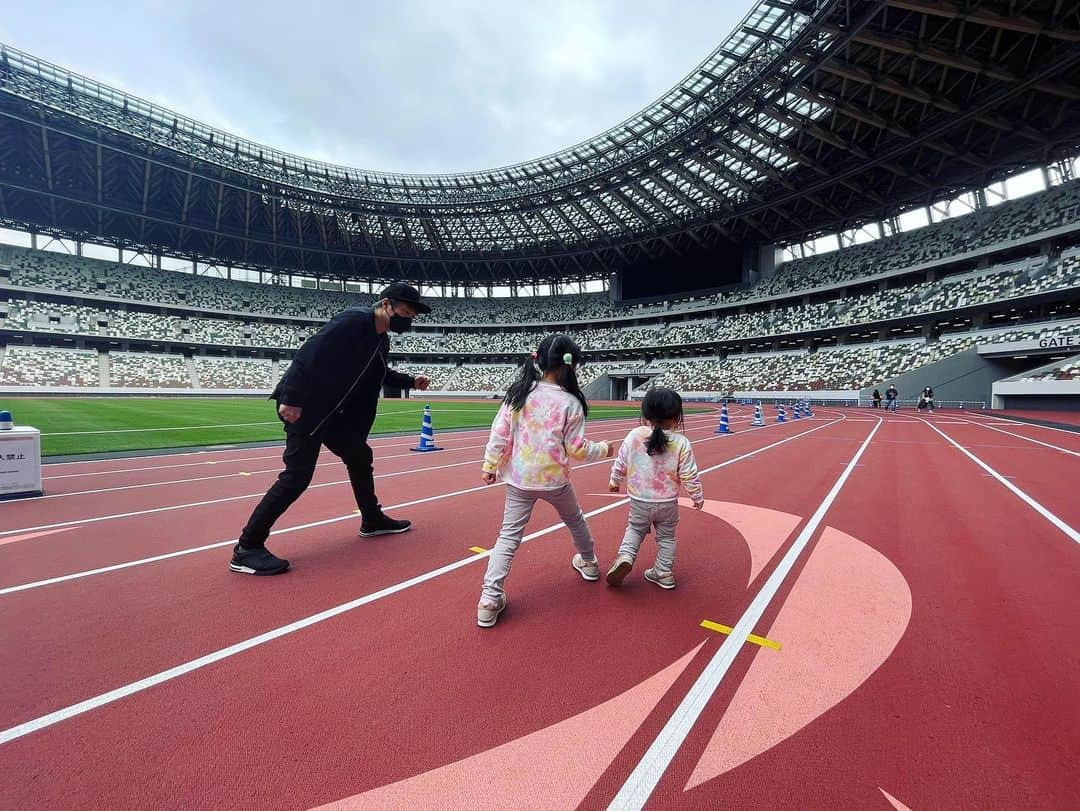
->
<box><xmin>0</xmin><ymin>404</ymin><xmax>1077</xmax><ymax>809</ymax></box>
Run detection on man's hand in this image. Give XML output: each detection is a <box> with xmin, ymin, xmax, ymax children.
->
<box><xmin>414</xmin><ymin>376</ymin><xmax>431</xmax><ymax>391</ymax></box>
<box><xmin>481</xmin><ymin>471</ymin><xmax>496</xmax><ymax>485</ymax></box>
<box><xmin>608</xmin><ymin>482</ymin><xmax>620</xmax><ymax>493</ymax></box>
<box><xmin>278</xmin><ymin>403</ymin><xmax>302</xmax><ymax>424</ymax></box>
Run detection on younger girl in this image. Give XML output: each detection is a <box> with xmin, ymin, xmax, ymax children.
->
<box><xmin>477</xmin><ymin>333</ymin><xmax>613</xmax><ymax>627</ymax></box>
<box><xmin>607</xmin><ymin>387</ymin><xmax>703</xmax><ymax>590</ymax></box>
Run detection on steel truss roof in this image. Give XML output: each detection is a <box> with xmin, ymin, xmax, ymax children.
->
<box><xmin>1</xmin><ymin>0</ymin><xmax>1079</xmax><ymax>284</ymax></box>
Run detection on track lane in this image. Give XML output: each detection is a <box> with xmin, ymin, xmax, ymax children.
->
<box><xmin>0</xmin><ymin>414</ymin><xmax>740</xmax><ymax>586</ymax></box>
<box><xmin>657</xmin><ymin>416</ymin><xmax>1080</xmax><ymax>809</ymax></box>
<box><xmin>919</xmin><ymin>419</ymin><xmax>1080</xmax><ymax>536</ymax></box>
<box><xmin>0</xmin><ymin>415</ymin><xmax>849</xmax><ymax>748</ymax></box>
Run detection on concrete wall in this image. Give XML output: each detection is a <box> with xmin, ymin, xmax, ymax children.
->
<box><xmin>858</xmin><ymin>347</ymin><xmax>1011</xmax><ymax>406</ymax></box>
<box><xmin>582</xmin><ymin>374</ymin><xmax>612</xmax><ymax>401</ymax></box>
<box><xmin>997</xmin><ymin>394</ymin><xmax>1079</xmax><ymax>410</ymax></box>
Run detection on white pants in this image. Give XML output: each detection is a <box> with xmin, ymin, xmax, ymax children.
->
<box><xmin>617</xmin><ymin>498</ymin><xmax>680</xmax><ymax>573</ymax></box>
<box><xmin>481</xmin><ymin>484</ymin><xmax>595</xmax><ymax>603</ymax></box>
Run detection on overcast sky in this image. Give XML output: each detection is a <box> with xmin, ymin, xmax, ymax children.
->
<box><xmin>0</xmin><ymin>1</ymin><xmax>749</xmax><ymax>174</ymax></box>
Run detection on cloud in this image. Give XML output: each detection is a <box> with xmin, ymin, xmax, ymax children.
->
<box><xmin>0</xmin><ymin>0</ymin><xmax>747</xmax><ymax>174</ymax></box>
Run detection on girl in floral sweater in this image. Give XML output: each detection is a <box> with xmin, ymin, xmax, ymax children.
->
<box><xmin>606</xmin><ymin>387</ymin><xmax>703</xmax><ymax>590</ymax></box>
<box><xmin>477</xmin><ymin>333</ymin><xmax>613</xmax><ymax>627</ymax></box>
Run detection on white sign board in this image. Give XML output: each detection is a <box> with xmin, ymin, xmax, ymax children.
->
<box><xmin>0</xmin><ymin>426</ymin><xmax>43</xmax><ymax>498</ymax></box>
<box><xmin>978</xmin><ymin>335</ymin><xmax>1079</xmax><ymax>355</ymax></box>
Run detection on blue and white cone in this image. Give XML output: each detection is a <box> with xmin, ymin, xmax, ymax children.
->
<box><xmin>793</xmin><ymin>402</ymin><xmax>802</xmax><ymax>419</ymax></box>
<box><xmin>804</xmin><ymin>401</ymin><xmax>814</xmax><ymax>417</ymax></box>
<box><xmin>411</xmin><ymin>403</ymin><xmax>443</xmax><ymax>452</ymax></box>
<box><xmin>716</xmin><ymin>402</ymin><xmax>732</xmax><ymax>434</ymax></box>
<box><xmin>777</xmin><ymin>404</ymin><xmax>786</xmax><ymax>423</ymax></box>
<box><xmin>752</xmin><ymin>404</ymin><xmax>764</xmax><ymax>427</ymax></box>
<box><xmin>0</xmin><ymin>410</ymin><xmax>11</xmax><ymax>431</ymax></box>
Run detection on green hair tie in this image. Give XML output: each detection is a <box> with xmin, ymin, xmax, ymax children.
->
<box><xmin>562</xmin><ymin>352</ymin><xmax>573</xmax><ymax>365</ymax></box>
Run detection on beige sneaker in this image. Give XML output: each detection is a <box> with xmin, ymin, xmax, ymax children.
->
<box><xmin>571</xmin><ymin>553</ymin><xmax>600</xmax><ymax>581</ymax></box>
<box><xmin>477</xmin><ymin>596</ymin><xmax>507</xmax><ymax>627</ymax></box>
<box><xmin>644</xmin><ymin>568</ymin><xmax>676</xmax><ymax>590</ymax></box>
<box><xmin>605</xmin><ymin>554</ymin><xmax>634</xmax><ymax>586</ymax></box>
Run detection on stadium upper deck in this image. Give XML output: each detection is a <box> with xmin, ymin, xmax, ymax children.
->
<box><xmin>1</xmin><ymin>0</ymin><xmax>1078</xmax><ymax>283</ymax></box>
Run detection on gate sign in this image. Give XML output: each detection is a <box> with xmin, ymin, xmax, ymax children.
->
<box><xmin>0</xmin><ymin>427</ymin><xmax>43</xmax><ymax>498</ymax></box>
<box><xmin>978</xmin><ymin>334</ymin><xmax>1079</xmax><ymax>355</ymax></box>
<box><xmin>1038</xmin><ymin>335</ymin><xmax>1078</xmax><ymax>349</ymax></box>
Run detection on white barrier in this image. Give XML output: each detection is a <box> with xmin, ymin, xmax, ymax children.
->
<box><xmin>0</xmin><ymin>426</ymin><xmax>42</xmax><ymax>498</ymax></box>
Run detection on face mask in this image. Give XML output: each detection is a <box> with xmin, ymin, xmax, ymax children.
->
<box><xmin>388</xmin><ymin>311</ymin><xmax>413</xmax><ymax>333</ymax></box>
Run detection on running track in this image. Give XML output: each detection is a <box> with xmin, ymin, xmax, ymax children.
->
<box><xmin>1</xmin><ymin>406</ymin><xmax>1077</xmax><ymax>809</ymax></box>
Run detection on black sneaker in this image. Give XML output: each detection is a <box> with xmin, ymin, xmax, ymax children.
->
<box><xmin>229</xmin><ymin>544</ymin><xmax>290</xmax><ymax>575</ymax></box>
<box><xmin>358</xmin><ymin>513</ymin><xmax>412</xmax><ymax>537</ymax></box>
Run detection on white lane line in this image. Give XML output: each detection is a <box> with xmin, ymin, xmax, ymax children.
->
<box><xmin>34</xmin><ymin>456</ymin><xmax>489</xmax><ymax>501</ymax></box>
<box><xmin>38</xmin><ymin>411</ymin><xmax>725</xmax><ymax>481</ymax></box>
<box><xmin>35</xmin><ymin>440</ymin><xmax>500</xmax><ymax>500</ymax></box>
<box><xmin>45</xmin><ymin>452</ymin><xmax>294</xmax><ymax>480</ymax></box>
<box><xmin>38</xmin><ymin>409</ymin><xmax>668</xmax><ymax>473</ymax></box>
<box><xmin>44</xmin><ymin>421</ymin><xmax>282</xmax><ymax>436</ymax></box>
<box><xmin>38</xmin><ymin>428</ymin><xmax>498</xmax><ymax>477</ymax></box>
<box><xmin>966</xmin><ymin>415</ymin><xmax>1080</xmax><ymax>435</ymax></box>
<box><xmin>0</xmin><ymin>416</ymin><xmax>838</xmax><ymax>596</ymax></box>
<box><xmin>41</xmin><ymin>437</ymin><xmax>487</xmax><ymax>481</ymax></box>
<box><xmin>2</xmin><ymin>414</ymin><xmax>725</xmax><ymax>526</ymax></box>
<box><xmin>954</xmin><ymin>418</ymin><xmax>1080</xmax><ymax>458</ymax></box>
<box><xmin>918</xmin><ymin>419</ymin><xmax>1079</xmax><ymax>545</ymax></box>
<box><xmin>0</xmin><ymin>415</ymin><xmax>844</xmax><ymax>743</ymax></box>
<box><xmin>608</xmin><ymin>416</ymin><xmax>881</xmax><ymax>810</ymax></box>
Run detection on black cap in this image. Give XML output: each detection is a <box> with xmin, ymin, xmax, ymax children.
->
<box><xmin>379</xmin><ymin>281</ymin><xmax>431</xmax><ymax>315</ymax></box>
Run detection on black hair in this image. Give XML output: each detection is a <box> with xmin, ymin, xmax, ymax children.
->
<box><xmin>641</xmin><ymin>387</ymin><xmax>684</xmax><ymax>455</ymax></box>
<box><xmin>503</xmin><ymin>333</ymin><xmax>588</xmax><ymax>416</ymax></box>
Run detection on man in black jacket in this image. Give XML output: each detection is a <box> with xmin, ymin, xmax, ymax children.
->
<box><xmin>885</xmin><ymin>384</ymin><xmax>899</xmax><ymax>412</ymax></box>
<box><xmin>229</xmin><ymin>282</ymin><xmax>431</xmax><ymax>575</ymax></box>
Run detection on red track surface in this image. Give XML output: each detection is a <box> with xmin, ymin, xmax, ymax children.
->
<box><xmin>1</xmin><ymin>406</ymin><xmax>1077</xmax><ymax>809</ymax></box>
<box><xmin>977</xmin><ymin>409</ymin><xmax>1080</xmax><ymax>427</ymax></box>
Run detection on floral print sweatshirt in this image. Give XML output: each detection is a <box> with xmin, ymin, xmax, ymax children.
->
<box><xmin>482</xmin><ymin>382</ymin><xmax>610</xmax><ymax>490</ymax></box>
<box><xmin>609</xmin><ymin>426</ymin><xmax>704</xmax><ymax>504</ymax></box>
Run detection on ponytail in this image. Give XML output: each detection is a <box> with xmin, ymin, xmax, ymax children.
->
<box><xmin>640</xmin><ymin>387</ymin><xmax>684</xmax><ymax>455</ymax></box>
<box><xmin>542</xmin><ymin>333</ymin><xmax>588</xmax><ymax>417</ymax></box>
<box><xmin>503</xmin><ymin>352</ymin><xmax>540</xmax><ymax>412</ymax></box>
<box><xmin>645</xmin><ymin>424</ymin><xmax>667</xmax><ymax>456</ymax></box>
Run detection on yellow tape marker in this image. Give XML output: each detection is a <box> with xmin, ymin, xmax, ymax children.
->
<box><xmin>700</xmin><ymin>619</ymin><xmax>781</xmax><ymax>651</ymax></box>
<box><xmin>469</xmin><ymin>546</ymin><xmax>488</xmax><ymax>554</ymax></box>
<box><xmin>237</xmin><ymin>472</ymin><xmax>251</xmax><ymax>476</ymax></box>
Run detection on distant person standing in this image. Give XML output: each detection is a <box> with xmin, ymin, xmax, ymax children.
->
<box><xmin>871</xmin><ymin>389</ymin><xmax>882</xmax><ymax>409</ymax></box>
<box><xmin>885</xmin><ymin>384</ymin><xmax>899</xmax><ymax>412</ymax></box>
<box><xmin>229</xmin><ymin>282</ymin><xmax>432</xmax><ymax>576</ymax></box>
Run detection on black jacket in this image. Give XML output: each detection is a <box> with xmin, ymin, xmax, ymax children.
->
<box><xmin>271</xmin><ymin>308</ymin><xmax>415</xmax><ymax>436</ymax></box>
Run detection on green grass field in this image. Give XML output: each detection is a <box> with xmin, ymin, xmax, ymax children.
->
<box><xmin>3</xmin><ymin>397</ymin><xmax>648</xmax><ymax>457</ymax></box>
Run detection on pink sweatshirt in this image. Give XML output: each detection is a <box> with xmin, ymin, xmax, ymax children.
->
<box><xmin>482</xmin><ymin>382</ymin><xmax>609</xmax><ymax>490</ymax></box>
<box><xmin>609</xmin><ymin>426</ymin><xmax>704</xmax><ymax>504</ymax></box>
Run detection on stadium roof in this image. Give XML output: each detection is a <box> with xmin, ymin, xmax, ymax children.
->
<box><xmin>1</xmin><ymin>0</ymin><xmax>1079</xmax><ymax>283</ymax></box>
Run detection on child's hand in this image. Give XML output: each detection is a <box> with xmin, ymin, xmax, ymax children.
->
<box><xmin>692</xmin><ymin>500</ymin><xmax>704</xmax><ymax>511</ymax></box>
<box><xmin>608</xmin><ymin>482</ymin><xmax>620</xmax><ymax>493</ymax></box>
<box><xmin>481</xmin><ymin>471</ymin><xmax>496</xmax><ymax>485</ymax></box>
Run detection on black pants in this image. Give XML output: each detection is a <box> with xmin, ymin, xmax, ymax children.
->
<box><xmin>238</xmin><ymin>424</ymin><xmax>380</xmax><ymax>548</ymax></box>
